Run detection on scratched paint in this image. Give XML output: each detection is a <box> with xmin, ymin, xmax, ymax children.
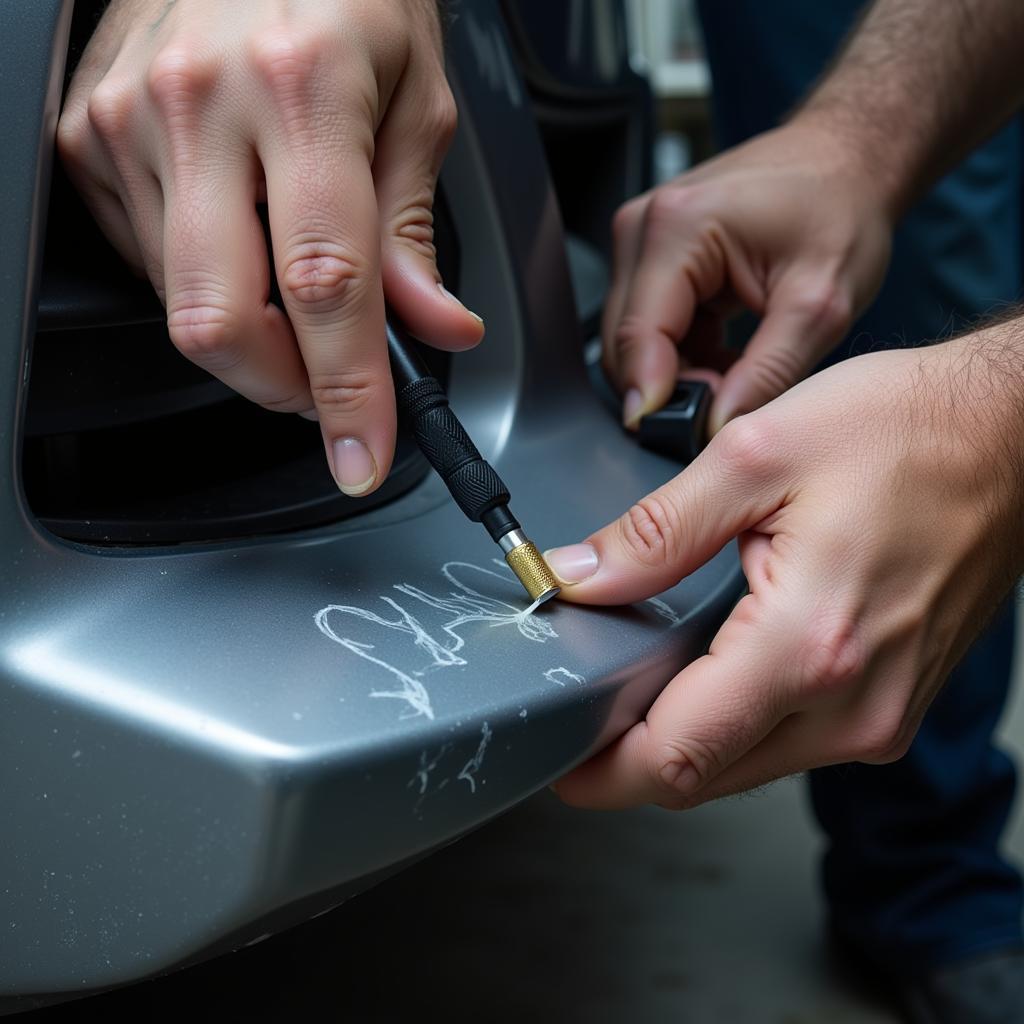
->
<box><xmin>408</xmin><ymin>744</ymin><xmax>451</xmax><ymax>797</ymax></box>
<box><xmin>543</xmin><ymin>667</ymin><xmax>586</xmax><ymax>688</ymax></box>
<box><xmin>315</xmin><ymin>561</ymin><xmax>558</xmax><ymax>719</ymax></box>
<box><xmin>457</xmin><ymin>721</ymin><xmax>493</xmax><ymax>793</ymax></box>
<box><xmin>646</xmin><ymin>596</ymin><xmax>682</xmax><ymax>625</ymax></box>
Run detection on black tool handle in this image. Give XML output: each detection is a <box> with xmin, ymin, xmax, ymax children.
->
<box><xmin>386</xmin><ymin>320</ymin><xmax>511</xmax><ymax>523</ymax></box>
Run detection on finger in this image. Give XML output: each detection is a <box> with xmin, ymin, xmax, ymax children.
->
<box><xmin>162</xmin><ymin>164</ymin><xmax>312</xmax><ymax>415</ymax></box>
<box><xmin>260</xmin><ymin>85</ymin><xmax>393</xmax><ymax>495</ymax></box>
<box><xmin>544</xmin><ymin>413</ymin><xmax>783</xmax><ymax>603</ymax></box>
<box><xmin>57</xmin><ymin>99</ymin><xmax>146</xmax><ymax>272</ymax></box>
<box><xmin>676</xmin><ymin>684</ymin><xmax>910</xmax><ymax>808</ymax></box>
<box><xmin>666</xmin><ymin>713</ymin><xmax>830</xmax><ymax>807</ymax></box>
<box><xmin>605</xmin><ymin>196</ymin><xmax>696</xmax><ymax>426</ymax></box>
<box><xmin>76</xmin><ymin>182</ymin><xmax>147</xmax><ymax>274</ymax></box>
<box><xmin>709</xmin><ymin>270</ymin><xmax>852</xmax><ymax>435</ymax></box>
<box><xmin>374</xmin><ymin>76</ymin><xmax>484</xmax><ymax>350</ymax></box>
<box><xmin>554</xmin><ymin>591</ymin><xmax>790</xmax><ymax>809</ymax></box>
<box><xmin>601</xmin><ymin>194</ymin><xmax>649</xmax><ymax>383</ymax></box>
<box><xmin>141</xmin><ymin>48</ymin><xmax>313</xmax><ymax>415</ymax></box>
<box><xmin>606</xmin><ymin>190</ymin><xmax>746</xmax><ymax>427</ymax></box>
<box><xmin>79</xmin><ymin>82</ymin><xmax>170</xmax><ymax>297</ymax></box>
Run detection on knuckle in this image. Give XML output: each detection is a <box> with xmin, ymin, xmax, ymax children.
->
<box><xmin>795</xmin><ymin>619</ymin><xmax>864</xmax><ymax>697</ymax></box>
<box><xmin>260</xmin><ymin>391</ymin><xmax>311</xmax><ymax>415</ymax></box>
<box><xmin>391</xmin><ymin>205</ymin><xmax>437</xmax><ymax>261</ymax></box>
<box><xmin>794</xmin><ymin>279</ymin><xmax>852</xmax><ymax>337</ymax></box>
<box><xmin>428</xmin><ymin>88</ymin><xmax>458</xmax><ymax>147</ymax></box>
<box><xmin>56</xmin><ymin>110</ymin><xmax>90</xmax><ymax>167</ymax></box>
<box><xmin>611</xmin><ymin>314</ymin><xmax>653</xmax><ymax>358</ymax></box>
<box><xmin>281</xmin><ymin>245</ymin><xmax>368</xmax><ymax>314</ymax></box>
<box><xmin>852</xmin><ymin>709</ymin><xmax>913</xmax><ymax>765</ymax></box>
<box><xmin>86</xmin><ymin>79</ymin><xmax>136</xmax><ymax>141</ymax></box>
<box><xmin>249</xmin><ymin>28</ymin><xmax>324</xmax><ymax>91</ymax></box>
<box><xmin>167</xmin><ymin>305</ymin><xmax>242</xmax><ymax>372</ymax></box>
<box><xmin>653</xmin><ymin>735</ymin><xmax>718</xmax><ymax>797</ymax></box>
<box><xmin>612</xmin><ymin>197</ymin><xmax>645</xmax><ymax>243</ymax></box>
<box><xmin>618</xmin><ymin>490</ymin><xmax>682</xmax><ymax>568</ymax></box>
<box><xmin>308</xmin><ymin>367</ymin><xmax>379</xmax><ymax>417</ymax></box>
<box><xmin>146</xmin><ymin>47</ymin><xmax>218</xmax><ymax>109</ymax></box>
<box><xmin>713</xmin><ymin>414</ymin><xmax>777</xmax><ymax>479</ymax></box>
<box><xmin>647</xmin><ymin>184</ymin><xmax>702</xmax><ymax>227</ymax></box>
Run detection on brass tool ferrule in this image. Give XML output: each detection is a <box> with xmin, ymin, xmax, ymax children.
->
<box><xmin>504</xmin><ymin>538</ymin><xmax>560</xmax><ymax>605</ymax></box>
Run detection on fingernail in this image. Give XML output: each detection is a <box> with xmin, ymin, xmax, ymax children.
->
<box><xmin>543</xmin><ymin>543</ymin><xmax>599</xmax><ymax>584</ymax></box>
<box><xmin>332</xmin><ymin>437</ymin><xmax>377</xmax><ymax>496</ymax></box>
<box><xmin>623</xmin><ymin>388</ymin><xmax>645</xmax><ymax>428</ymax></box>
<box><xmin>298</xmin><ymin>409</ymin><xmax>318</xmax><ymax>422</ymax></box>
<box><xmin>438</xmin><ymin>282</ymin><xmax>484</xmax><ymax>324</ymax></box>
<box><xmin>659</xmin><ymin>758</ymin><xmax>699</xmax><ymax>795</ymax></box>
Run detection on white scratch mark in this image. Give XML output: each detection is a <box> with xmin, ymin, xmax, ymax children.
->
<box><xmin>315</xmin><ymin>562</ymin><xmax>558</xmax><ymax>720</ymax></box>
<box><xmin>544</xmin><ymin>667</ymin><xmax>586</xmax><ymax>687</ymax></box>
<box><xmin>647</xmin><ymin>597</ymin><xmax>682</xmax><ymax>625</ymax></box>
<box><xmin>458</xmin><ymin>721</ymin><xmax>493</xmax><ymax>793</ymax></box>
<box><xmin>408</xmin><ymin>744</ymin><xmax>451</xmax><ymax>797</ymax></box>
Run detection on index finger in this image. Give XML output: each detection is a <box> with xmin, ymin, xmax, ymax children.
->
<box><xmin>605</xmin><ymin>191</ymin><xmax>731</xmax><ymax>427</ymax></box>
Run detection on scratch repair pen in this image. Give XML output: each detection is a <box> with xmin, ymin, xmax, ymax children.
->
<box><xmin>386</xmin><ymin>314</ymin><xmax>560</xmax><ymax>608</ymax></box>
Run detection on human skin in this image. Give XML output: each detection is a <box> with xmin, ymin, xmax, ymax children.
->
<box><xmin>549</xmin><ymin>326</ymin><xmax>1024</xmax><ymax>809</ymax></box>
<box><xmin>602</xmin><ymin>0</ymin><xmax>1024</xmax><ymax>434</ymax></box>
<box><xmin>547</xmin><ymin>0</ymin><xmax>1024</xmax><ymax>809</ymax></box>
<box><xmin>57</xmin><ymin>0</ymin><xmax>483</xmax><ymax>496</ymax></box>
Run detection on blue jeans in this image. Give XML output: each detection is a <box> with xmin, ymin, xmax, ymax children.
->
<box><xmin>698</xmin><ymin>0</ymin><xmax>1023</xmax><ymax>977</ymax></box>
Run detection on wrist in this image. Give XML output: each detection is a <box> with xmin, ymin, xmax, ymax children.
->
<box><xmin>787</xmin><ymin>104</ymin><xmax>911</xmax><ymax>225</ymax></box>
<box><xmin>923</xmin><ymin>317</ymin><xmax>1024</xmax><ymax>578</ymax></box>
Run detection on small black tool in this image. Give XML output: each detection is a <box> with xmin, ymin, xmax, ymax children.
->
<box><xmin>386</xmin><ymin>315</ymin><xmax>559</xmax><ymax>605</ymax></box>
<box><xmin>637</xmin><ymin>380</ymin><xmax>711</xmax><ymax>463</ymax></box>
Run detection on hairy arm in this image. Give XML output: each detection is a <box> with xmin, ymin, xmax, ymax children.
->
<box><xmin>800</xmin><ymin>0</ymin><xmax>1024</xmax><ymax>217</ymax></box>
<box><xmin>601</xmin><ymin>0</ymin><xmax>1024</xmax><ymax>431</ymax></box>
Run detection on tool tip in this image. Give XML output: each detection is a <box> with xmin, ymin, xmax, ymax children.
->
<box><xmin>505</xmin><ymin>540</ymin><xmax>560</xmax><ymax>605</ymax></box>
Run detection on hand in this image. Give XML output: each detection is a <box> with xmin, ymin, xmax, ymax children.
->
<box><xmin>545</xmin><ymin>325</ymin><xmax>1024</xmax><ymax>809</ymax></box>
<box><xmin>603</xmin><ymin>119</ymin><xmax>892</xmax><ymax>435</ymax></box>
<box><xmin>57</xmin><ymin>0</ymin><xmax>483</xmax><ymax>494</ymax></box>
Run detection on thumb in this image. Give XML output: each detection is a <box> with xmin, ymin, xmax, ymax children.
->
<box><xmin>709</xmin><ymin>273</ymin><xmax>851</xmax><ymax>435</ymax></box>
<box><xmin>374</xmin><ymin>84</ymin><xmax>484</xmax><ymax>351</ymax></box>
<box><xmin>545</xmin><ymin>421</ymin><xmax>783</xmax><ymax>604</ymax></box>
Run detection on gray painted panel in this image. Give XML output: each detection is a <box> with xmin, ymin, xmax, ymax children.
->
<box><xmin>0</xmin><ymin>0</ymin><xmax>743</xmax><ymax>1001</ymax></box>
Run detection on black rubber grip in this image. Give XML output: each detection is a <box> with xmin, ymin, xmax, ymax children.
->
<box><xmin>396</xmin><ymin>377</ymin><xmax>510</xmax><ymax>520</ymax></box>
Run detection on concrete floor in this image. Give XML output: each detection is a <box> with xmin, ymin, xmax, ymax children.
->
<box><xmin>34</xmin><ymin>613</ymin><xmax>1024</xmax><ymax>1022</ymax></box>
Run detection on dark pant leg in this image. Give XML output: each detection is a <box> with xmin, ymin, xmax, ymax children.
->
<box><xmin>697</xmin><ymin>0</ymin><xmax>1023</xmax><ymax>974</ymax></box>
<box><xmin>811</xmin><ymin>602</ymin><xmax>1022</xmax><ymax>975</ymax></box>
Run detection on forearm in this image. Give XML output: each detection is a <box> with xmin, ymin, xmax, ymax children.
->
<box><xmin>796</xmin><ymin>0</ymin><xmax>1024</xmax><ymax>219</ymax></box>
<box><xmin>938</xmin><ymin>312</ymin><xmax>1024</xmax><ymax>579</ymax></box>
